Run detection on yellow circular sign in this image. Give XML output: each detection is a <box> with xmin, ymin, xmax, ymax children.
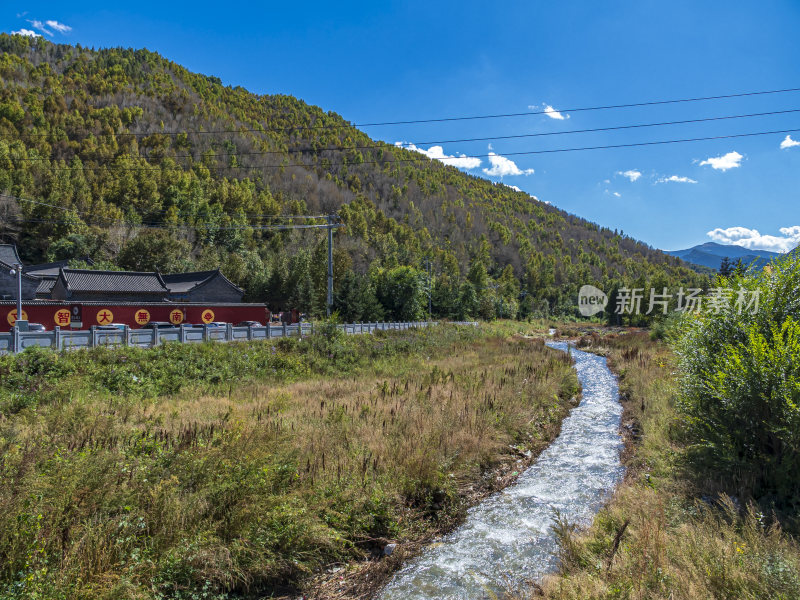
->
<box><xmin>54</xmin><ymin>309</ymin><xmax>71</xmax><ymax>327</ymax></box>
<box><xmin>96</xmin><ymin>309</ymin><xmax>114</xmax><ymax>325</ymax></box>
<box><xmin>7</xmin><ymin>309</ymin><xmax>28</xmax><ymax>326</ymax></box>
<box><xmin>201</xmin><ymin>309</ymin><xmax>215</xmax><ymax>324</ymax></box>
<box><xmin>134</xmin><ymin>309</ymin><xmax>151</xmax><ymax>326</ymax></box>
<box><xmin>169</xmin><ymin>308</ymin><xmax>185</xmax><ymax>325</ymax></box>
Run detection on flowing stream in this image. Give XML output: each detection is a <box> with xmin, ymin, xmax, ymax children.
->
<box><xmin>376</xmin><ymin>342</ymin><xmax>624</xmax><ymax>599</ymax></box>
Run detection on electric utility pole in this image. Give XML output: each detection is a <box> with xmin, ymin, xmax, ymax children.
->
<box><xmin>9</xmin><ymin>263</ymin><xmax>24</xmax><ymax>329</ymax></box>
<box><xmin>327</xmin><ymin>214</ymin><xmax>334</xmax><ymax>317</ymax></box>
<box><xmin>425</xmin><ymin>257</ymin><xmax>432</xmax><ymax>320</ymax></box>
<box><xmin>250</xmin><ymin>215</ymin><xmax>343</xmax><ymax>319</ymax></box>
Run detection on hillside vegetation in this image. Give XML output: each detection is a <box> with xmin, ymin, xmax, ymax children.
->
<box><xmin>0</xmin><ymin>35</ymin><xmax>705</xmax><ymax>319</ymax></box>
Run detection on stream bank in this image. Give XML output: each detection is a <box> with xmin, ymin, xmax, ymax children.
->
<box><xmin>374</xmin><ymin>342</ymin><xmax>625</xmax><ymax>599</ymax></box>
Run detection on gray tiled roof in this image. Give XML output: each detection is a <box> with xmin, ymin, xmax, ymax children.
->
<box><xmin>0</xmin><ymin>257</ymin><xmax>40</xmax><ymax>283</ymax></box>
<box><xmin>59</xmin><ymin>269</ymin><xmax>169</xmax><ymax>294</ymax></box>
<box><xmin>162</xmin><ymin>270</ymin><xmax>220</xmax><ymax>293</ymax></box>
<box><xmin>0</xmin><ymin>244</ymin><xmax>22</xmax><ymax>266</ymax></box>
<box><xmin>162</xmin><ymin>269</ymin><xmax>244</xmax><ymax>294</ymax></box>
<box><xmin>27</xmin><ymin>266</ymin><xmax>63</xmax><ymax>277</ymax></box>
<box><xmin>35</xmin><ymin>278</ymin><xmax>56</xmax><ymax>295</ymax></box>
<box><xmin>25</xmin><ymin>259</ymin><xmax>73</xmax><ymax>277</ymax></box>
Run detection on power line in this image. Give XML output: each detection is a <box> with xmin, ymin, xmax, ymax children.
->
<box><xmin>0</xmin><ymin>189</ymin><xmax>338</xmax><ymax>226</ymax></box>
<box><xmin>0</xmin><ymin>192</ymin><xmax>332</xmax><ymax>221</ymax></box>
<box><xmin>11</xmin><ymin>217</ymin><xmax>343</xmax><ymax>232</ymax></box>
<box><xmin>488</xmin><ymin>127</ymin><xmax>800</xmax><ymax>157</ymax></box>
<box><xmin>0</xmin><ymin>192</ymin><xmax>79</xmax><ymax>213</ymax></box>
<box><xmin>7</xmin><ymin>107</ymin><xmax>800</xmax><ymax>164</ymax></box>
<box><xmin>355</xmin><ymin>87</ymin><xmax>800</xmax><ymax>127</ymax></box>
<box><xmin>405</xmin><ymin>108</ymin><xmax>800</xmax><ymax>147</ymax></box>
<box><xmin>7</xmin><ymin>126</ymin><xmax>799</xmax><ymax>171</ymax></box>
<box><xmin>4</xmin><ymin>85</ymin><xmax>800</xmax><ymax>141</ymax></box>
<box><xmin>4</xmin><ymin>210</ymin><xmax>344</xmax><ymax>316</ymax></box>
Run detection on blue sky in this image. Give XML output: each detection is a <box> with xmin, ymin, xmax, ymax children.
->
<box><xmin>4</xmin><ymin>1</ymin><xmax>800</xmax><ymax>252</ymax></box>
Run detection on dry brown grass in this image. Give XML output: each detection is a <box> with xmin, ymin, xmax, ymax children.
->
<box><xmin>0</xmin><ymin>326</ymin><xmax>579</xmax><ymax>599</ymax></box>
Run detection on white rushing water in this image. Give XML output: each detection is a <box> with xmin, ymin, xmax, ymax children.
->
<box><xmin>376</xmin><ymin>342</ymin><xmax>624</xmax><ymax>599</ymax></box>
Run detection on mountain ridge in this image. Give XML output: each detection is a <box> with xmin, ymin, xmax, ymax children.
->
<box><xmin>665</xmin><ymin>242</ymin><xmax>780</xmax><ymax>271</ymax></box>
<box><xmin>0</xmin><ymin>34</ymin><xmax>706</xmax><ymax>318</ymax></box>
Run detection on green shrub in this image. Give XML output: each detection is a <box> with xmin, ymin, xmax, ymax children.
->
<box><xmin>676</xmin><ymin>255</ymin><xmax>800</xmax><ymax>508</ymax></box>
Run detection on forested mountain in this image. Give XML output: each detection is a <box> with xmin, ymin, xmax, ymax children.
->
<box><xmin>0</xmin><ymin>35</ymin><xmax>706</xmax><ymax>319</ymax></box>
<box><xmin>665</xmin><ymin>242</ymin><xmax>779</xmax><ymax>272</ymax></box>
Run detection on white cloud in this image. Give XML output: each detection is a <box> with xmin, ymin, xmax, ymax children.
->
<box><xmin>504</xmin><ymin>184</ymin><xmax>522</xmax><ymax>192</ymax></box>
<box><xmin>45</xmin><ymin>20</ymin><xmax>71</xmax><ymax>33</ymax></box>
<box><xmin>656</xmin><ymin>175</ymin><xmax>698</xmax><ymax>184</ymax></box>
<box><xmin>530</xmin><ymin>103</ymin><xmax>569</xmax><ymax>120</ymax></box>
<box><xmin>707</xmin><ymin>225</ymin><xmax>800</xmax><ymax>253</ymax></box>
<box><xmin>11</xmin><ymin>28</ymin><xmax>40</xmax><ymax>37</ymax></box>
<box><xmin>699</xmin><ymin>151</ymin><xmax>743</xmax><ymax>171</ymax></box>
<box><xmin>617</xmin><ymin>169</ymin><xmax>641</xmax><ymax>182</ymax></box>
<box><xmin>781</xmin><ymin>225</ymin><xmax>800</xmax><ymax>237</ymax></box>
<box><xmin>482</xmin><ymin>152</ymin><xmax>534</xmax><ymax>177</ymax></box>
<box><xmin>396</xmin><ymin>142</ymin><xmax>481</xmax><ymax>170</ymax></box>
<box><xmin>613</xmin><ymin>192</ymin><xmax>622</xmax><ymax>198</ymax></box>
<box><xmin>543</xmin><ymin>105</ymin><xmax>569</xmax><ymax>120</ymax></box>
<box><xmin>28</xmin><ymin>19</ymin><xmax>52</xmax><ymax>35</ymax></box>
<box><xmin>780</xmin><ymin>135</ymin><xmax>800</xmax><ymax>150</ymax></box>
<box><xmin>23</xmin><ymin>19</ymin><xmax>70</xmax><ymax>36</ymax></box>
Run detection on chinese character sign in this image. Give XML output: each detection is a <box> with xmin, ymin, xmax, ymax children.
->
<box><xmin>201</xmin><ymin>309</ymin><xmax>215</xmax><ymax>324</ymax></box>
<box><xmin>96</xmin><ymin>309</ymin><xmax>114</xmax><ymax>325</ymax></box>
<box><xmin>169</xmin><ymin>309</ymin><xmax>184</xmax><ymax>325</ymax></box>
<box><xmin>54</xmin><ymin>309</ymin><xmax>71</xmax><ymax>326</ymax></box>
<box><xmin>134</xmin><ymin>309</ymin><xmax>151</xmax><ymax>326</ymax></box>
<box><xmin>6</xmin><ymin>309</ymin><xmax>28</xmax><ymax>326</ymax></box>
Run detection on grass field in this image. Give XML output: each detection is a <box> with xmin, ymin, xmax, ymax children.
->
<box><xmin>0</xmin><ymin>322</ymin><xmax>578</xmax><ymax>599</ymax></box>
